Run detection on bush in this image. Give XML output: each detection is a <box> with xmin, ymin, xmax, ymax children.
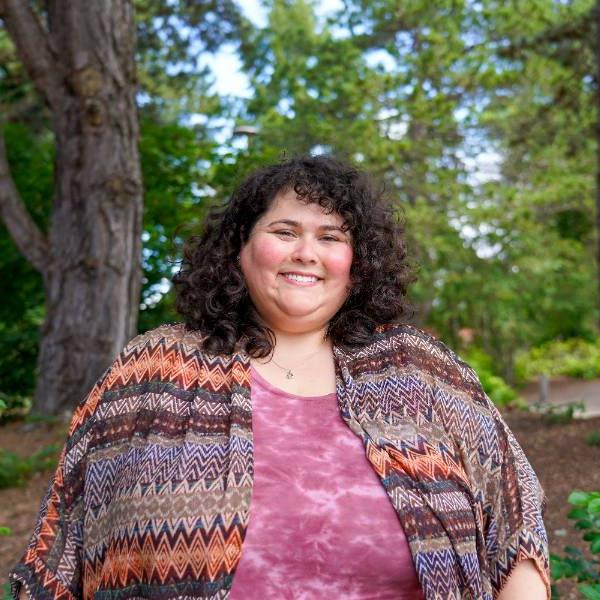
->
<box><xmin>538</xmin><ymin>401</ymin><xmax>585</xmax><ymax>425</ymax></box>
<box><xmin>516</xmin><ymin>338</ymin><xmax>600</xmax><ymax>384</ymax></box>
<box><xmin>551</xmin><ymin>490</ymin><xmax>600</xmax><ymax>599</ymax></box>
<box><xmin>0</xmin><ymin>444</ymin><xmax>59</xmax><ymax>489</ymax></box>
<box><xmin>0</xmin><ymin>392</ymin><xmax>31</xmax><ymax>422</ymax></box>
<box><xmin>586</xmin><ymin>431</ymin><xmax>600</xmax><ymax>448</ymax></box>
<box><xmin>463</xmin><ymin>347</ymin><xmax>524</xmax><ymax>408</ymax></box>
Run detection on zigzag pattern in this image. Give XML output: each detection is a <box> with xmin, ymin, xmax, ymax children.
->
<box><xmin>336</xmin><ymin>323</ymin><xmax>548</xmax><ymax>599</ymax></box>
<box><xmin>353</xmin><ymin>370</ymin><xmax>431</xmax><ymax>421</ymax></box>
<box><xmin>10</xmin><ymin>322</ymin><xmax>549</xmax><ymax>600</ymax></box>
<box><xmin>84</xmin><ymin>440</ymin><xmax>248</xmax><ymax>510</ymax></box>
<box><xmin>490</xmin><ymin>529</ymin><xmax>551</xmax><ymax>593</ymax></box>
<box><xmin>84</xmin><ymin>518</ymin><xmax>246</xmax><ymax>586</ymax></box>
<box><xmin>414</xmin><ymin>549</ymin><xmax>465</xmax><ymax>598</ymax></box>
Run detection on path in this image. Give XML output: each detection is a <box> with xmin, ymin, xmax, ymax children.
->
<box><xmin>519</xmin><ymin>376</ymin><xmax>600</xmax><ymax>418</ymax></box>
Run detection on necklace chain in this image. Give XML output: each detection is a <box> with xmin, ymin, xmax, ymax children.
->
<box><xmin>269</xmin><ymin>346</ymin><xmax>327</xmax><ymax>379</ymax></box>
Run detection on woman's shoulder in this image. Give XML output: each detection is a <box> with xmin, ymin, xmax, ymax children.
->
<box><xmin>121</xmin><ymin>322</ymin><xmax>215</xmax><ymax>358</ymax></box>
<box><xmin>372</xmin><ymin>325</ymin><xmax>504</xmax><ymax>443</ymax></box>
<box><xmin>118</xmin><ymin>322</ymin><xmax>242</xmax><ymax>377</ymax></box>
<box><xmin>374</xmin><ymin>322</ymin><xmax>461</xmax><ymax>357</ymax></box>
<box><xmin>368</xmin><ymin>322</ymin><xmax>486</xmax><ymax>401</ymax></box>
<box><xmin>370</xmin><ymin>323</ymin><xmax>474</xmax><ymax>373</ymax></box>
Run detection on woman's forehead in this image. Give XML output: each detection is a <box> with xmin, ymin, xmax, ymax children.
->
<box><xmin>261</xmin><ymin>189</ymin><xmax>345</xmax><ymax>226</ymax></box>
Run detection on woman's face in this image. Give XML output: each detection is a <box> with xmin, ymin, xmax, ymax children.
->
<box><xmin>239</xmin><ymin>189</ymin><xmax>353</xmax><ymax>335</ymax></box>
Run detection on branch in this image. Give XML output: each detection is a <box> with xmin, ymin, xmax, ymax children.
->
<box><xmin>0</xmin><ymin>129</ymin><xmax>49</xmax><ymax>273</ymax></box>
<box><xmin>0</xmin><ymin>0</ymin><xmax>65</xmax><ymax>110</ymax></box>
<box><xmin>496</xmin><ymin>14</ymin><xmax>593</xmax><ymax>62</ymax></box>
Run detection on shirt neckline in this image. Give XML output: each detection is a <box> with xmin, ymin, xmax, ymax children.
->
<box><xmin>250</xmin><ymin>365</ymin><xmax>337</xmax><ymax>401</ymax></box>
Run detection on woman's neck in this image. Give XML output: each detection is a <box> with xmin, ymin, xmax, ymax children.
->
<box><xmin>269</xmin><ymin>327</ymin><xmax>331</xmax><ymax>360</ymax></box>
<box><xmin>250</xmin><ymin>325</ymin><xmax>337</xmax><ymax>395</ymax></box>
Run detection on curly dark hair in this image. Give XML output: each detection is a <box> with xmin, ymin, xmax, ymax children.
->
<box><xmin>172</xmin><ymin>154</ymin><xmax>418</xmax><ymax>358</ymax></box>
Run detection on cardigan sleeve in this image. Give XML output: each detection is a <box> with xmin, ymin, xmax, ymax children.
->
<box><xmin>8</xmin><ymin>335</ymin><xmax>141</xmax><ymax>600</ymax></box>
<box><xmin>444</xmin><ymin>350</ymin><xmax>551</xmax><ymax>600</ymax></box>
<box><xmin>421</xmin><ymin>327</ymin><xmax>550</xmax><ymax>599</ymax></box>
<box><xmin>483</xmin><ymin>399</ymin><xmax>551</xmax><ymax>599</ymax></box>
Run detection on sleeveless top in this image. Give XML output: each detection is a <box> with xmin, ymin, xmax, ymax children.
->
<box><xmin>229</xmin><ymin>366</ymin><xmax>424</xmax><ymax>599</ymax></box>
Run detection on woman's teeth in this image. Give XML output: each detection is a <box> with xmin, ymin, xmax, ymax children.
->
<box><xmin>282</xmin><ymin>273</ymin><xmax>319</xmax><ymax>283</ymax></box>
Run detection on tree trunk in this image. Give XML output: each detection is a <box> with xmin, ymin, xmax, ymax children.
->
<box><xmin>1</xmin><ymin>1</ymin><xmax>143</xmax><ymax>415</ymax></box>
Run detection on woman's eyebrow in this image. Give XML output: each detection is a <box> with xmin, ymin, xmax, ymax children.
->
<box><xmin>266</xmin><ymin>219</ymin><xmax>299</xmax><ymax>227</ymax></box>
<box><xmin>320</xmin><ymin>224</ymin><xmax>348</xmax><ymax>233</ymax></box>
<box><xmin>266</xmin><ymin>219</ymin><xmax>348</xmax><ymax>233</ymax></box>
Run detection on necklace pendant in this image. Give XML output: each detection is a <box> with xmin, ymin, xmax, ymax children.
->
<box><xmin>286</xmin><ymin>370</ymin><xmax>294</xmax><ymax>379</ymax></box>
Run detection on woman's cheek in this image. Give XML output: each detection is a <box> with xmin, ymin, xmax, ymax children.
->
<box><xmin>251</xmin><ymin>235</ymin><xmax>288</xmax><ymax>269</ymax></box>
<box><xmin>325</xmin><ymin>245</ymin><xmax>353</xmax><ymax>278</ymax></box>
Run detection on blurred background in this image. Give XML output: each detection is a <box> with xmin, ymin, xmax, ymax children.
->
<box><xmin>0</xmin><ymin>0</ymin><xmax>598</xmax><ymax>598</ymax></box>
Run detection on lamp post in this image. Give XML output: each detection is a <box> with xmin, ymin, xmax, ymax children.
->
<box><xmin>232</xmin><ymin>125</ymin><xmax>259</xmax><ymax>153</ymax></box>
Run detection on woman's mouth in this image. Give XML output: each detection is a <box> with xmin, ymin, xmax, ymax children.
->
<box><xmin>280</xmin><ymin>272</ymin><xmax>322</xmax><ymax>286</ymax></box>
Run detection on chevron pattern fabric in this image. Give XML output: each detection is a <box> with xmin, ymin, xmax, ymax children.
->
<box><xmin>10</xmin><ymin>323</ymin><xmax>549</xmax><ymax>599</ymax></box>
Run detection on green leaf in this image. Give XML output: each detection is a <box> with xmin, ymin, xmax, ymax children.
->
<box><xmin>550</xmin><ymin>554</ymin><xmax>570</xmax><ymax>580</ymax></box>
<box><xmin>580</xmin><ymin>584</ymin><xmax>600</xmax><ymax>600</ymax></box>
<box><xmin>583</xmin><ymin>531</ymin><xmax>600</xmax><ymax>542</ymax></box>
<box><xmin>569</xmin><ymin>507</ymin><xmax>591</xmax><ymax>520</ymax></box>
<box><xmin>569</xmin><ymin>491</ymin><xmax>591</xmax><ymax>507</ymax></box>
<box><xmin>591</xmin><ymin>537</ymin><xmax>600</xmax><ymax>554</ymax></box>
<box><xmin>588</xmin><ymin>498</ymin><xmax>600</xmax><ymax>515</ymax></box>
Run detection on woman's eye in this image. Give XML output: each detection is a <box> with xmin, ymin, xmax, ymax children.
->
<box><xmin>273</xmin><ymin>231</ymin><xmax>340</xmax><ymax>242</ymax></box>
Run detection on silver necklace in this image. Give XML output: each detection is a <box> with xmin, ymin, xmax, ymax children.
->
<box><xmin>269</xmin><ymin>346</ymin><xmax>327</xmax><ymax>379</ymax></box>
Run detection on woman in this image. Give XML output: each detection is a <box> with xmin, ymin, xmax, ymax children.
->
<box><xmin>11</xmin><ymin>155</ymin><xmax>549</xmax><ymax>599</ymax></box>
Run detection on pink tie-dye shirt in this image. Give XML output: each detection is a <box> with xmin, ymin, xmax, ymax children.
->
<box><xmin>229</xmin><ymin>366</ymin><xmax>424</xmax><ymax>599</ymax></box>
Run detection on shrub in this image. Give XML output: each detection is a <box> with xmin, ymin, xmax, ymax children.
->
<box><xmin>0</xmin><ymin>444</ymin><xmax>59</xmax><ymax>489</ymax></box>
<box><xmin>586</xmin><ymin>431</ymin><xmax>600</xmax><ymax>448</ymax></box>
<box><xmin>515</xmin><ymin>338</ymin><xmax>600</xmax><ymax>384</ymax></box>
<box><xmin>551</xmin><ymin>490</ymin><xmax>600</xmax><ymax>599</ymax></box>
<box><xmin>463</xmin><ymin>347</ymin><xmax>524</xmax><ymax>408</ymax></box>
<box><xmin>538</xmin><ymin>401</ymin><xmax>585</xmax><ymax>425</ymax></box>
<box><xmin>0</xmin><ymin>392</ymin><xmax>31</xmax><ymax>422</ymax></box>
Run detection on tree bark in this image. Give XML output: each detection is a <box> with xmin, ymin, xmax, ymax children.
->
<box><xmin>1</xmin><ymin>0</ymin><xmax>143</xmax><ymax>416</ymax></box>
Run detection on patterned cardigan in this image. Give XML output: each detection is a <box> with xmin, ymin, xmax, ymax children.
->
<box><xmin>10</xmin><ymin>322</ymin><xmax>549</xmax><ymax>600</ymax></box>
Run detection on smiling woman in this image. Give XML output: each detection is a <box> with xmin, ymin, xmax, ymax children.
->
<box><xmin>172</xmin><ymin>155</ymin><xmax>416</xmax><ymax>362</ymax></box>
<box><xmin>171</xmin><ymin>156</ymin><xmax>416</xmax><ymax>400</ymax></box>
<box><xmin>239</xmin><ymin>189</ymin><xmax>354</xmax><ymax>393</ymax></box>
<box><xmin>10</xmin><ymin>156</ymin><xmax>549</xmax><ymax>600</ymax></box>
<box><xmin>240</xmin><ymin>190</ymin><xmax>353</xmax><ymax>329</ymax></box>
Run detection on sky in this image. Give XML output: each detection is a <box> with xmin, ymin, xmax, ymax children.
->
<box><xmin>202</xmin><ymin>0</ymin><xmax>352</xmax><ymax>98</ymax></box>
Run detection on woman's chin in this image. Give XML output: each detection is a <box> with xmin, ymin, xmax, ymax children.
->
<box><xmin>280</xmin><ymin>306</ymin><xmax>321</xmax><ymax>320</ymax></box>
<box><xmin>272</xmin><ymin>302</ymin><xmax>328</xmax><ymax>324</ymax></box>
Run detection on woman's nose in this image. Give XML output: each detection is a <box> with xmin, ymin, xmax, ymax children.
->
<box><xmin>291</xmin><ymin>237</ymin><xmax>318</xmax><ymax>262</ymax></box>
